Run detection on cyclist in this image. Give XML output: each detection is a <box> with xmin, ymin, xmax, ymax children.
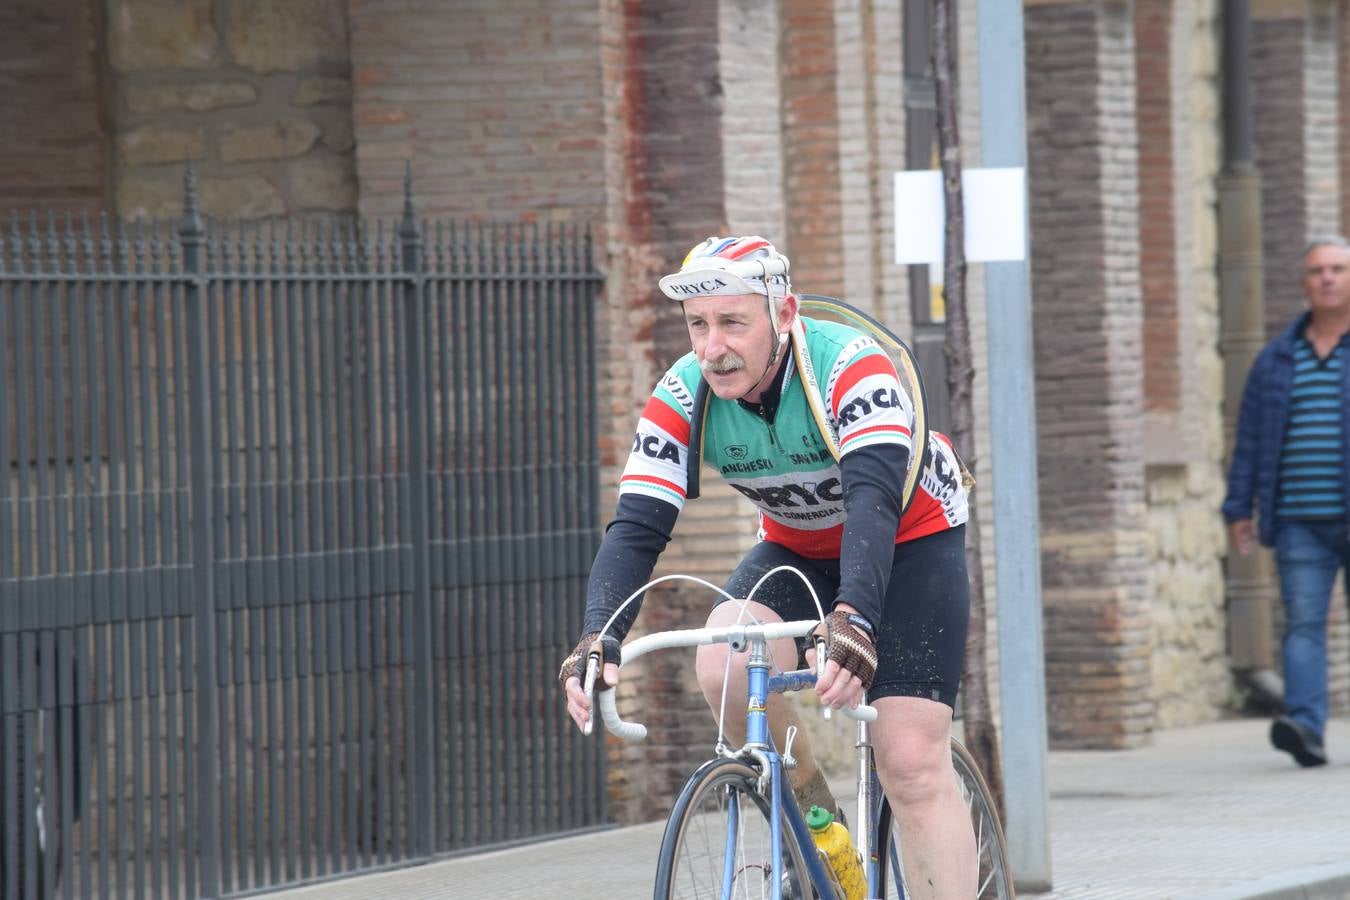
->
<box><xmin>560</xmin><ymin>236</ymin><xmax>976</xmax><ymax>899</ymax></box>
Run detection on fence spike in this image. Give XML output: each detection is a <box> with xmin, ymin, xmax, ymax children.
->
<box><xmin>254</xmin><ymin>220</ymin><xmax>266</xmax><ymax>276</ymax></box>
<box><xmin>403</xmin><ymin>161</ymin><xmax>415</xmax><ymax>216</ymax></box>
<box><xmin>6</xmin><ymin>210</ymin><xmax>19</xmax><ymax>273</ymax></box>
<box><xmin>345</xmin><ymin>219</ymin><xmax>357</xmax><ymax>275</ymax></box>
<box><xmin>64</xmin><ymin>211</ymin><xmax>80</xmax><ymax>274</ymax></box>
<box><xmin>268</xmin><ymin>219</ymin><xmax>279</xmax><ymax>274</ymax></box>
<box><xmin>181</xmin><ymin>161</ymin><xmax>203</xmax><ymax>235</ymax></box>
<box><xmin>80</xmin><ymin>212</ymin><xmax>94</xmax><ymax>273</ymax></box>
<box><xmin>99</xmin><ymin>212</ymin><xmax>113</xmax><ymax>275</ymax></box>
<box><xmin>134</xmin><ymin>217</ymin><xmax>147</xmax><ymax>274</ymax></box>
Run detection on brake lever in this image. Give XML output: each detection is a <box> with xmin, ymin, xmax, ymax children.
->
<box><xmin>814</xmin><ymin>635</ymin><xmax>832</xmax><ymax>721</ymax></box>
<box><xmin>582</xmin><ymin>654</ymin><xmax>600</xmax><ymax>736</ymax></box>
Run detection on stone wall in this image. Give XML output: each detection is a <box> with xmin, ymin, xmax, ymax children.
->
<box><xmin>1145</xmin><ymin>0</ymin><xmax>1232</xmax><ymax>728</ymax></box>
<box><xmin>0</xmin><ymin>0</ymin><xmax>109</xmax><ymax>215</ymax></box>
<box><xmin>109</xmin><ymin>0</ymin><xmax>356</xmax><ymax>219</ymax></box>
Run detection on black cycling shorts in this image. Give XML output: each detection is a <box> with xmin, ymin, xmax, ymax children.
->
<box><xmin>714</xmin><ymin>524</ymin><xmax>969</xmax><ymax>708</ymax></box>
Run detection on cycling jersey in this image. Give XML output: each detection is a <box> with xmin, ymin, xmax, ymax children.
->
<box><xmin>581</xmin><ymin>315</ymin><xmax>969</xmax><ymax>639</ymax></box>
<box><xmin>623</xmin><ymin>316</ymin><xmax>967</xmax><ymax>550</ymax></box>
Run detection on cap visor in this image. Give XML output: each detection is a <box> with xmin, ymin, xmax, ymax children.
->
<box><xmin>658</xmin><ymin>269</ymin><xmax>765</xmax><ymax>300</ymax></box>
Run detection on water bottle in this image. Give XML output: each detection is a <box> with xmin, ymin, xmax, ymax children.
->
<box><xmin>805</xmin><ymin>805</ymin><xmax>866</xmax><ymax>900</ymax></box>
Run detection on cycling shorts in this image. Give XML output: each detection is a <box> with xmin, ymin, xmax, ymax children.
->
<box><xmin>714</xmin><ymin>524</ymin><xmax>968</xmax><ymax>708</ymax></box>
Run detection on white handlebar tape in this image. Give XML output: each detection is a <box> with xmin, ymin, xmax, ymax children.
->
<box><xmin>599</xmin><ymin>689</ymin><xmax>648</xmax><ymax>741</ymax></box>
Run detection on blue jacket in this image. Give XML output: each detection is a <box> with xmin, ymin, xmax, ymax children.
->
<box><xmin>1222</xmin><ymin>312</ymin><xmax>1350</xmax><ymax>546</ymax></box>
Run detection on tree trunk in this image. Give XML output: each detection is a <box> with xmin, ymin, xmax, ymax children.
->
<box><xmin>932</xmin><ymin>0</ymin><xmax>1006</xmax><ymax>821</ymax></box>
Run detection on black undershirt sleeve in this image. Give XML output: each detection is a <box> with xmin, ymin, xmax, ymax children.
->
<box><xmin>836</xmin><ymin>441</ymin><xmax>911</xmax><ymax>630</ymax></box>
<box><xmin>579</xmin><ymin>493</ymin><xmax>679</xmax><ymax>640</ymax></box>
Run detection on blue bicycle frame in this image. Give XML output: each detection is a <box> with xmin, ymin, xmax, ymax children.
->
<box><xmin>737</xmin><ymin>635</ymin><xmax>887</xmax><ymax>900</ymax></box>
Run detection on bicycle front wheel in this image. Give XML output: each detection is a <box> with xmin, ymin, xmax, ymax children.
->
<box><xmin>878</xmin><ymin>737</ymin><xmax>1015</xmax><ymax>899</ymax></box>
<box><xmin>654</xmin><ymin>757</ymin><xmax>817</xmax><ymax>900</ymax></box>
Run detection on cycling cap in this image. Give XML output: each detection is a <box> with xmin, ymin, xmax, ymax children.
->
<box><xmin>658</xmin><ymin>236</ymin><xmax>792</xmax><ymax>301</ymax></box>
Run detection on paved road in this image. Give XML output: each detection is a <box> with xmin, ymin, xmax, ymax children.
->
<box><xmin>262</xmin><ymin>717</ymin><xmax>1350</xmax><ymax>899</ymax></box>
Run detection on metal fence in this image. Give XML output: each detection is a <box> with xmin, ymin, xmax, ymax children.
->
<box><xmin>0</xmin><ymin>172</ymin><xmax>606</xmax><ymax>899</ymax></box>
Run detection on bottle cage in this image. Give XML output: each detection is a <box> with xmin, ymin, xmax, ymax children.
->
<box><xmin>685</xmin><ymin>293</ymin><xmax>932</xmax><ymax>520</ymax></box>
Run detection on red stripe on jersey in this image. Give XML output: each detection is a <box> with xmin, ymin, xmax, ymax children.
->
<box><xmin>760</xmin><ymin>519</ymin><xmax>846</xmax><ymax>558</ymax></box>
<box><xmin>898</xmin><ymin>493</ymin><xmax>950</xmax><ymax>541</ymax></box>
<box><xmin>831</xmin><ymin>353</ymin><xmax>899</xmax><ymax>416</ymax></box>
<box><xmin>840</xmin><ymin>423</ymin><xmax>912</xmax><ymax>447</ymax></box>
<box><xmin>621</xmin><ymin>473</ymin><xmax>687</xmax><ymax>498</ymax></box>
<box><xmin>642</xmin><ymin>396</ymin><xmax>691</xmax><ymax>444</ymax></box>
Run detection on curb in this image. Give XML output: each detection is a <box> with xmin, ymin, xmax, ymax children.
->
<box><xmin>1186</xmin><ymin>862</ymin><xmax>1350</xmax><ymax>900</ymax></box>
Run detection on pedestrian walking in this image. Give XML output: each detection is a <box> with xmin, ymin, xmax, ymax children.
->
<box><xmin>1223</xmin><ymin>234</ymin><xmax>1350</xmax><ymax>768</ymax></box>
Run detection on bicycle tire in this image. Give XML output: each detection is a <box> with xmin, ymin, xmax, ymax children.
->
<box><xmin>877</xmin><ymin>737</ymin><xmax>1015</xmax><ymax>900</ymax></box>
<box><xmin>654</xmin><ymin>757</ymin><xmax>820</xmax><ymax>900</ymax></box>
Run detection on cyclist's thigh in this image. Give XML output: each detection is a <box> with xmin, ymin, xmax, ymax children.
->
<box><xmin>870</xmin><ymin>524</ymin><xmax>969</xmax><ymax>708</ymax></box>
<box><xmin>715</xmin><ymin>541</ymin><xmax>836</xmax><ymax>667</ymax></box>
<box><xmin>717</xmin><ymin>541</ymin><xmax>835</xmax><ymax>621</ymax></box>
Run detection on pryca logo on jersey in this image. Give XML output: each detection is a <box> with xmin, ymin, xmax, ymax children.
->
<box><xmin>633</xmin><ymin>433</ymin><xmax>681</xmax><ymax>463</ymax></box>
<box><xmin>837</xmin><ymin>387</ymin><xmax>903</xmax><ymax>427</ymax></box>
<box><xmin>731</xmin><ymin>478</ymin><xmax>843</xmax><ymax>509</ymax></box>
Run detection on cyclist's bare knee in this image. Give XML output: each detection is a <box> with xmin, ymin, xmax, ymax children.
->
<box><xmin>870</xmin><ymin>696</ymin><xmax>956</xmax><ymax>808</ymax></box>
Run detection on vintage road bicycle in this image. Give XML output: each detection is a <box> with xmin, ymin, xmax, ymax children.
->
<box><xmin>581</xmin><ymin>571</ymin><xmax>1014</xmax><ymax>900</ymax></box>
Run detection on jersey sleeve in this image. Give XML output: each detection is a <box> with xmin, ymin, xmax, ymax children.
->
<box><xmin>824</xmin><ymin>339</ymin><xmax>915</xmax><ymax>458</ymax></box>
<box><xmin>618</xmin><ymin>368</ymin><xmax>695</xmax><ymax>509</ymax></box>
<box><xmin>578</xmin><ymin>367</ymin><xmax>695</xmax><ymax>642</ymax></box>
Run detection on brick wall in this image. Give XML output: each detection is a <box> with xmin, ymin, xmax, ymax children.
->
<box><xmin>1252</xmin><ymin>16</ymin><xmax>1308</xmax><ymax>331</ymax></box>
<box><xmin>1136</xmin><ymin>0</ymin><xmax>1179</xmax><ymax>416</ymax></box>
<box><xmin>0</xmin><ymin>0</ymin><xmax>109</xmax><ymax>214</ymax></box>
<box><xmin>874</xmin><ymin>0</ymin><xmax>911</xmax><ymax>330</ymax></box>
<box><xmin>782</xmin><ymin>0</ymin><xmax>845</xmax><ymax>296</ymax></box>
<box><xmin>834</xmin><ymin>0</ymin><xmax>878</xmax><ymax>307</ymax></box>
<box><xmin>1026</xmin><ymin>0</ymin><xmax>1153</xmax><ymax>749</ymax></box>
<box><xmin>1342</xmin><ymin>0</ymin><xmax>1350</xmax><ymax>233</ymax></box>
<box><xmin>1304</xmin><ymin>2</ymin><xmax>1340</xmax><ymax>238</ymax></box>
<box><xmin>348</xmin><ymin>0</ymin><xmax>607</xmax><ymax>222</ymax></box>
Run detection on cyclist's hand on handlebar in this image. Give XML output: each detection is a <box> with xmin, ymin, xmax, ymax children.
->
<box><xmin>559</xmin><ymin>632</ymin><xmax>621</xmax><ymax>732</ymax></box>
<box><xmin>807</xmin><ymin>606</ymin><xmax>877</xmax><ymax>711</ymax></box>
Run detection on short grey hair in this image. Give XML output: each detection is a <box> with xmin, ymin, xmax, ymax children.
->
<box><xmin>1303</xmin><ymin>234</ymin><xmax>1350</xmax><ymax>262</ymax></box>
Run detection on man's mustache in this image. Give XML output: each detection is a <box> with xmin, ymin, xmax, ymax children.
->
<box><xmin>700</xmin><ymin>352</ymin><xmax>746</xmax><ymax>375</ymax></box>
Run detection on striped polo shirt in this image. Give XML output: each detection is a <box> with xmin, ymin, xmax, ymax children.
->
<box><xmin>1276</xmin><ymin>335</ymin><xmax>1346</xmax><ymax>520</ymax></box>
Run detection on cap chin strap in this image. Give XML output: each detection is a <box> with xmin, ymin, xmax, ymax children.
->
<box><xmin>739</xmin><ymin>261</ymin><xmax>790</xmax><ymax>402</ymax></box>
<box><xmin>731</xmin><ymin>325</ymin><xmax>789</xmax><ymax>403</ymax></box>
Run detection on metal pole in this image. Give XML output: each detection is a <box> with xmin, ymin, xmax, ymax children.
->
<box><xmin>400</xmin><ymin>166</ymin><xmax>437</xmax><ymax>857</ymax></box>
<box><xmin>975</xmin><ymin>0</ymin><xmax>1052</xmax><ymax>890</ymax></box>
<box><xmin>183</xmin><ymin>164</ymin><xmax>221</xmax><ymax>897</ymax></box>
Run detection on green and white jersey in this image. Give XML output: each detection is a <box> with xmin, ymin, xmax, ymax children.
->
<box><xmin>620</xmin><ymin>316</ymin><xmax>968</xmax><ymax>558</ymax></box>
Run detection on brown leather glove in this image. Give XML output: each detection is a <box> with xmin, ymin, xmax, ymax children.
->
<box><xmin>810</xmin><ymin>610</ymin><xmax>878</xmax><ymax>690</ymax></box>
<box><xmin>557</xmin><ymin>632</ymin><xmax>622</xmax><ymax>690</ymax></box>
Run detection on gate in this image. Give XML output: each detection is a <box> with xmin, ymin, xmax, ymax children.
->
<box><xmin>0</xmin><ymin>172</ymin><xmax>606</xmax><ymax>899</ymax></box>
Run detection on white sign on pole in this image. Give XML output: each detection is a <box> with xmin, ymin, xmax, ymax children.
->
<box><xmin>893</xmin><ymin>167</ymin><xmax>1027</xmax><ymax>266</ymax></box>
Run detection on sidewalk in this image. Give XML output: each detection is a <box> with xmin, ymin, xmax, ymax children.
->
<box><xmin>262</xmin><ymin>717</ymin><xmax>1350</xmax><ymax>900</ymax></box>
